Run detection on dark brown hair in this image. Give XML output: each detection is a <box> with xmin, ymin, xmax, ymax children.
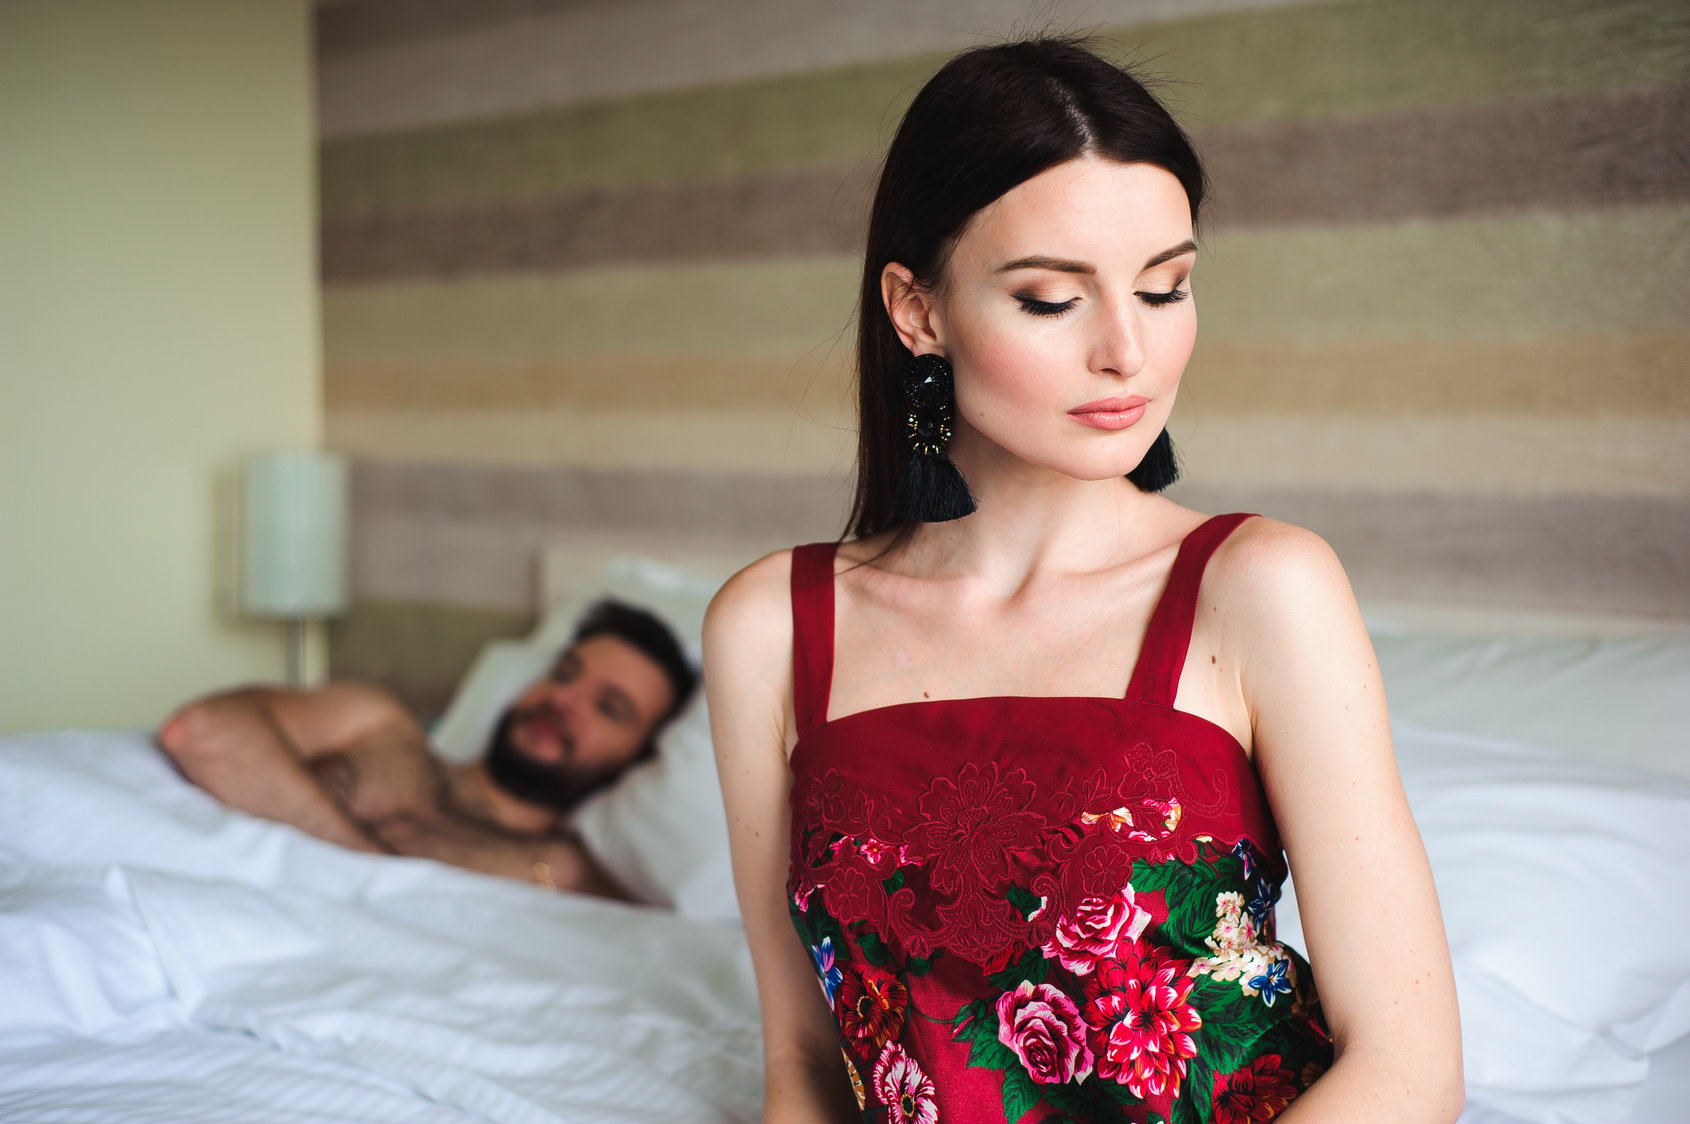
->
<box><xmin>848</xmin><ymin>38</ymin><xmax>1206</xmax><ymax>540</ymax></box>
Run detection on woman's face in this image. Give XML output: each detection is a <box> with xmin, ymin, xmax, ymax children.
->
<box><xmin>907</xmin><ymin>156</ymin><xmax>1197</xmax><ymax>484</ymax></box>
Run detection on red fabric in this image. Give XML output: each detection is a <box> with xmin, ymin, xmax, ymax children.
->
<box><xmin>790</xmin><ymin>541</ymin><xmax>838</xmax><ymax>736</ymax></box>
<box><xmin>1125</xmin><ymin>512</ymin><xmax>1257</xmax><ymax>706</ymax></box>
<box><xmin>784</xmin><ymin>515</ymin><xmax>1331</xmax><ymax>1122</ymax></box>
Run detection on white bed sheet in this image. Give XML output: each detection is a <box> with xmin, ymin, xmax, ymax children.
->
<box><xmin>0</xmin><ymin>730</ymin><xmax>762</xmax><ymax>1123</ymax></box>
<box><xmin>5</xmin><ymin>620</ymin><xmax>1689</xmax><ymax>1124</ymax></box>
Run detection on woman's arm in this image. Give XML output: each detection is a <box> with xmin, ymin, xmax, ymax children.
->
<box><xmin>705</xmin><ymin>551</ymin><xmax>859</xmax><ymax>1123</ymax></box>
<box><xmin>1216</xmin><ymin>520</ymin><xmax>1463</xmax><ymax>1122</ymax></box>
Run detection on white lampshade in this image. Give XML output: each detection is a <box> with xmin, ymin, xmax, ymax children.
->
<box><xmin>241</xmin><ymin>451</ymin><xmax>349</xmax><ymax>618</ymax></box>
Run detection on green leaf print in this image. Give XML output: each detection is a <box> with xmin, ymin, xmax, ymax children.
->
<box><xmin>856</xmin><ymin>929</ymin><xmax>894</xmax><ymax>967</ymax></box>
<box><xmin>1000</xmin><ymin>1065</ymin><xmax>1042</xmax><ymax>1123</ymax></box>
<box><xmin>1125</xmin><ymin>858</ymin><xmax>1237</xmax><ymax>954</ymax></box>
<box><xmin>1005</xmin><ymin>883</ymin><xmax>1043</xmax><ymax>920</ymax></box>
<box><xmin>792</xmin><ymin>897</ymin><xmax>846</xmax><ymax>953</ymax></box>
<box><xmin>1174</xmin><ymin>1053</ymin><xmax>1217</xmax><ymax>1124</ymax></box>
<box><xmin>905</xmin><ymin>951</ymin><xmax>940</xmax><ymax>977</ymax></box>
<box><xmin>1189</xmin><ymin>980</ymin><xmax>1272</xmax><ymax>1075</ymax></box>
<box><xmin>952</xmin><ymin>996</ymin><xmax>991</xmax><ymax>1029</ymax></box>
<box><xmin>987</xmin><ymin>946</ymin><xmax>1048</xmax><ymax>991</ymax></box>
<box><xmin>1042</xmin><ymin>1077</ymin><xmax>1141</xmax><ymax>1118</ymax></box>
<box><xmin>882</xmin><ymin>868</ymin><xmax>907</xmax><ymax>894</ymax></box>
<box><xmin>952</xmin><ymin>997</ymin><xmax>1017</xmax><ymax>1071</ymax></box>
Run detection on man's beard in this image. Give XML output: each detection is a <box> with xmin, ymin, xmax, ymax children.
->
<box><xmin>483</xmin><ymin>707</ymin><xmax>618</xmax><ymax>813</ymax></box>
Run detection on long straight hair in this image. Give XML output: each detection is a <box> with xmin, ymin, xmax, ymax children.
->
<box><xmin>847</xmin><ymin>38</ymin><xmax>1207</xmax><ymax>540</ymax></box>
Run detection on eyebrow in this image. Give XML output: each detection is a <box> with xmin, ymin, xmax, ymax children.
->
<box><xmin>995</xmin><ymin>240</ymin><xmax>1198</xmax><ymax>275</ymax></box>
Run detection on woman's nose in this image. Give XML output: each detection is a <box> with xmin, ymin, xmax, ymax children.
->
<box><xmin>1091</xmin><ymin>300</ymin><xmax>1146</xmax><ymax>378</ymax></box>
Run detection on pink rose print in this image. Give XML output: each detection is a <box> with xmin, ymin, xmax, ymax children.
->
<box><xmin>873</xmin><ymin>1041</ymin><xmax>939</xmax><ymax>1124</ymax></box>
<box><xmin>1042</xmin><ymin>883</ymin><xmax>1153</xmax><ymax>975</ymax></box>
<box><xmin>995</xmin><ymin>980</ymin><xmax>1095</xmax><ymax>1084</ymax></box>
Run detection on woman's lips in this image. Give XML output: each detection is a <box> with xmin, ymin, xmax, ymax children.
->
<box><xmin>1069</xmin><ymin>396</ymin><xmax>1148</xmax><ymax>430</ymax></box>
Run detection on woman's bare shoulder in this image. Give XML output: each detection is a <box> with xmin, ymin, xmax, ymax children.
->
<box><xmin>705</xmin><ymin>547</ymin><xmax>796</xmax><ymax>651</ymax></box>
<box><xmin>1204</xmin><ymin>515</ymin><xmax>1357</xmax><ymax>632</ymax></box>
<box><xmin>703</xmin><ymin>548</ymin><xmax>809</xmax><ymax>756</ymax></box>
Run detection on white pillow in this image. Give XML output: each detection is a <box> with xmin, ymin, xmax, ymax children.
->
<box><xmin>430</xmin><ymin>556</ymin><xmax>738</xmax><ymax>919</ymax></box>
<box><xmin>572</xmin><ymin>693</ymin><xmax>736</xmax><ymax>918</ymax></box>
<box><xmin>1370</xmin><ymin>629</ymin><xmax>1689</xmax><ymax>779</ymax></box>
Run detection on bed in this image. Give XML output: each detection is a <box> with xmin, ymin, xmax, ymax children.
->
<box><xmin>2</xmin><ymin>549</ymin><xmax>1687</xmax><ymax>1123</ymax></box>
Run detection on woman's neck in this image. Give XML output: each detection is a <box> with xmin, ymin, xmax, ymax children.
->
<box><xmin>895</xmin><ymin>441</ymin><xmax>1171</xmax><ymax>591</ymax></box>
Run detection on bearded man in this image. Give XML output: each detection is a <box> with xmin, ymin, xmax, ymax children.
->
<box><xmin>157</xmin><ymin>600</ymin><xmax>697</xmax><ymax>899</ymax></box>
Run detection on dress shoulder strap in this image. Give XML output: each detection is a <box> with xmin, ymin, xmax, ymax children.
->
<box><xmin>789</xmin><ymin>541</ymin><xmax>839</xmax><ymax>736</ymax></box>
<box><xmin>1124</xmin><ymin>513</ymin><xmax>1259</xmax><ymax>707</ymax></box>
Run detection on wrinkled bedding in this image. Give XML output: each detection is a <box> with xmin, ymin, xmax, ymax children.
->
<box><xmin>0</xmin><ymin>730</ymin><xmax>762</xmax><ymax>1123</ymax></box>
<box><xmin>3</xmin><ymin>623</ymin><xmax>1688</xmax><ymax>1123</ymax></box>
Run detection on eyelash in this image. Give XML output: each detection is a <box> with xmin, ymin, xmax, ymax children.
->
<box><xmin>1015</xmin><ymin>288</ymin><xmax>1190</xmax><ymax>317</ymax></box>
<box><xmin>1139</xmin><ymin>287</ymin><xmax>1190</xmax><ymax>307</ymax></box>
<box><xmin>1017</xmin><ymin>297</ymin><xmax>1077</xmax><ymax>317</ymax></box>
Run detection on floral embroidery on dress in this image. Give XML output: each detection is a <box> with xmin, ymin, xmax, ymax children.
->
<box><xmin>790</xmin><ymin>757</ymin><xmax>1332</xmax><ymax>1123</ymax></box>
<box><xmin>1081</xmin><ymin>942</ymin><xmax>1204</xmax><ymax>1099</ymax></box>
<box><xmin>812</xmin><ymin>936</ymin><xmax>845</xmax><ymax>1010</ymax></box>
<box><xmin>839</xmin><ymin>962</ymin><xmax>908</xmax><ymax>1051</ymax></box>
<box><xmin>874</xmin><ymin>1042</ymin><xmax>939</xmax><ymax>1124</ymax></box>
<box><xmin>1213</xmin><ymin>1054</ymin><xmax>1298</xmax><ymax>1124</ymax></box>
<box><xmin>995</xmin><ymin>980</ymin><xmax>1095</xmax><ymax>1085</ymax></box>
<box><xmin>907</xmin><ymin>762</ymin><xmax>1045</xmax><ymax>890</ymax></box>
<box><xmin>783</xmin><ymin>522</ymin><xmax>1325</xmax><ymax>1121</ymax></box>
<box><xmin>1042</xmin><ymin>885</ymin><xmax>1154</xmax><ymax>975</ymax></box>
<box><xmin>1190</xmin><ymin>890</ymin><xmax>1299</xmax><ymax>1007</ymax></box>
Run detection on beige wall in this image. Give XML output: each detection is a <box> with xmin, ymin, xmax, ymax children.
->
<box><xmin>317</xmin><ymin>0</ymin><xmax>1689</xmax><ymax>714</ymax></box>
<box><xmin>0</xmin><ymin>0</ymin><xmax>322</xmax><ymax>732</ymax></box>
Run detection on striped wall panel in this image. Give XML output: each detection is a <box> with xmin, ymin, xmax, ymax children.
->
<box><xmin>316</xmin><ymin>0</ymin><xmax>1690</xmax><ymax>704</ymax></box>
<box><xmin>338</xmin><ymin>459</ymin><xmax>1690</xmax><ymax>714</ymax></box>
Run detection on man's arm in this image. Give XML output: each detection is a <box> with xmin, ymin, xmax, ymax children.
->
<box><xmin>156</xmin><ymin>683</ymin><xmax>414</xmax><ymax>853</ymax></box>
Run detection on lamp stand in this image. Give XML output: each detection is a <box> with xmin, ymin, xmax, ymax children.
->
<box><xmin>285</xmin><ymin>618</ymin><xmax>306</xmax><ymax>689</ymax></box>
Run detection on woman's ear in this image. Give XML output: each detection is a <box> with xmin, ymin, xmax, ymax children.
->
<box><xmin>881</xmin><ymin>262</ymin><xmax>944</xmax><ymax>356</ymax></box>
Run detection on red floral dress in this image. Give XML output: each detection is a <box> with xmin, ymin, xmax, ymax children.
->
<box><xmin>786</xmin><ymin>515</ymin><xmax>1333</xmax><ymax>1124</ymax></box>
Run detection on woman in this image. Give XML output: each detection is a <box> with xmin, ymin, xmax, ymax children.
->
<box><xmin>705</xmin><ymin>38</ymin><xmax>1461</xmax><ymax>1123</ymax></box>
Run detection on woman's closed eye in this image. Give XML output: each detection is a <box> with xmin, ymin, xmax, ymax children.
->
<box><xmin>1137</xmin><ymin>286</ymin><xmax>1189</xmax><ymax>307</ymax></box>
<box><xmin>1016</xmin><ymin>295</ymin><xmax>1078</xmax><ymax>317</ymax></box>
<box><xmin>1017</xmin><ymin>288</ymin><xmax>1189</xmax><ymax>316</ymax></box>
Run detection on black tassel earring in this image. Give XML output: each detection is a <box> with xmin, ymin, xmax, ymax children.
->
<box><xmin>892</xmin><ymin>353</ymin><xmax>976</xmax><ymax>523</ymax></box>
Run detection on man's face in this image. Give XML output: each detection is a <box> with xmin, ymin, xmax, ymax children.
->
<box><xmin>484</xmin><ymin>634</ymin><xmax>676</xmax><ymax>811</ymax></box>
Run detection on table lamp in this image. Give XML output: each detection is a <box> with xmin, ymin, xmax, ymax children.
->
<box><xmin>240</xmin><ymin>451</ymin><xmax>349</xmax><ymax>686</ymax></box>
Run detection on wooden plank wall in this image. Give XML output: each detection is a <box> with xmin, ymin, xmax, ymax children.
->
<box><xmin>315</xmin><ymin>0</ymin><xmax>1690</xmax><ymax>715</ymax></box>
